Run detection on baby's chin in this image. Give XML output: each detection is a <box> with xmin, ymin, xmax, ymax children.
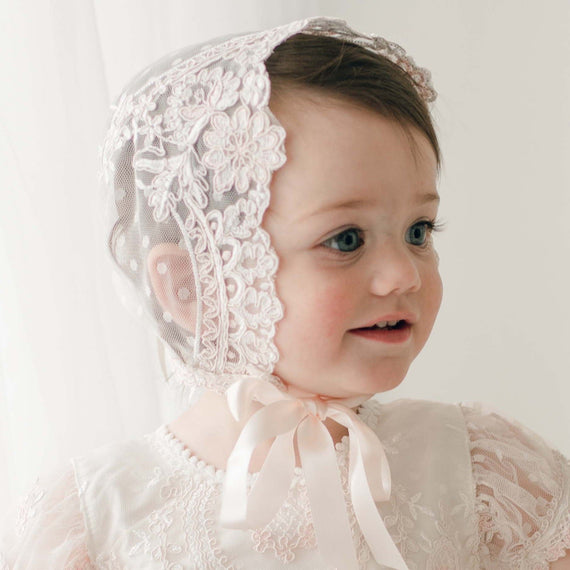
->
<box><xmin>281</xmin><ymin>382</ymin><xmax>369</xmax><ymax>401</ymax></box>
<box><xmin>277</xmin><ymin>364</ymin><xmax>410</xmax><ymax>401</ymax></box>
<box><xmin>275</xmin><ymin>375</ymin><xmax>388</xmax><ymax>402</ymax></box>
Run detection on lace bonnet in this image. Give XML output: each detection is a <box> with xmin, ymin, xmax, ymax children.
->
<box><xmin>100</xmin><ymin>16</ymin><xmax>436</xmax><ymax>397</ymax></box>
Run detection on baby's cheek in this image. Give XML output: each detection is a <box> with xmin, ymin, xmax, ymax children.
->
<box><xmin>306</xmin><ymin>283</ymin><xmax>353</xmax><ymax>340</ymax></box>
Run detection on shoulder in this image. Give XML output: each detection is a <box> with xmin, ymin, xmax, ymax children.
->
<box><xmin>73</xmin><ymin>425</ymin><xmax>216</xmax><ymax>554</ymax></box>
<box><xmin>73</xmin><ymin>425</ymin><xmax>182</xmax><ymax>515</ymax></box>
<box><xmin>458</xmin><ymin>401</ymin><xmax>570</xmax><ymax>568</ymax></box>
<box><xmin>362</xmin><ymin>397</ymin><xmax>478</xmax><ymax>488</ymax></box>
<box><xmin>361</xmin><ymin>397</ymin><xmax>473</xmax><ymax>459</ymax></box>
<box><xmin>363</xmin><ymin>398</ymin><xmax>570</xmax><ymax>567</ymax></box>
<box><xmin>73</xmin><ymin>428</ymin><xmax>164</xmax><ymax>480</ymax></box>
<box><xmin>361</xmin><ymin>397</ymin><xmax>469</xmax><ymax>447</ymax></box>
<box><xmin>362</xmin><ymin>396</ymin><xmax>462</xmax><ymax>426</ymax></box>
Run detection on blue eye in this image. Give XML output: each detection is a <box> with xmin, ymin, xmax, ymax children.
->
<box><xmin>406</xmin><ymin>221</ymin><xmax>433</xmax><ymax>246</ymax></box>
<box><xmin>323</xmin><ymin>228</ymin><xmax>364</xmax><ymax>252</ymax></box>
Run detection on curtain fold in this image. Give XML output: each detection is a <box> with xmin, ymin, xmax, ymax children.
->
<box><xmin>0</xmin><ymin>0</ymin><xmax>163</xmax><ymax>510</ymax></box>
<box><xmin>0</xmin><ymin>0</ymin><xmax>325</xmax><ymax>513</ymax></box>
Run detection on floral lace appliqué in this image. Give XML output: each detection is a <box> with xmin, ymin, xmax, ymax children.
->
<box><xmin>461</xmin><ymin>402</ymin><xmax>570</xmax><ymax>569</ymax></box>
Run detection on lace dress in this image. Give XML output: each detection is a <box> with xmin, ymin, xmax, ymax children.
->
<box><xmin>2</xmin><ymin>398</ymin><xmax>569</xmax><ymax>569</ymax></box>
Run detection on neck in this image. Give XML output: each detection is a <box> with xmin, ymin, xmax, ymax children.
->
<box><xmin>167</xmin><ymin>388</ymin><xmax>360</xmax><ymax>472</ymax></box>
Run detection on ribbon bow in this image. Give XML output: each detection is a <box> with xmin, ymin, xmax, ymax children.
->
<box><xmin>220</xmin><ymin>377</ymin><xmax>409</xmax><ymax>570</ymax></box>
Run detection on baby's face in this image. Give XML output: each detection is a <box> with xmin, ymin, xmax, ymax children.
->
<box><xmin>263</xmin><ymin>92</ymin><xmax>443</xmax><ymax>398</ymax></box>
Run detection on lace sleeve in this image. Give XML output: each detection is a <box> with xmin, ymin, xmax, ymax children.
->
<box><xmin>460</xmin><ymin>402</ymin><xmax>570</xmax><ymax>569</ymax></box>
<box><xmin>0</xmin><ymin>465</ymin><xmax>93</xmax><ymax>569</ymax></box>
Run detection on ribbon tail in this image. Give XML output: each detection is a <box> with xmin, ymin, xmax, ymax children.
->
<box><xmin>246</xmin><ymin>430</ymin><xmax>296</xmax><ymax>528</ymax></box>
<box><xmin>220</xmin><ymin>400</ymin><xmax>304</xmax><ymax>528</ymax></box>
<box><xmin>348</xmin><ymin>424</ymin><xmax>409</xmax><ymax>570</ymax></box>
<box><xmin>329</xmin><ymin>405</ymin><xmax>391</xmax><ymax>499</ymax></box>
<box><xmin>351</xmin><ymin>462</ymin><xmax>409</xmax><ymax>570</ymax></box>
<box><xmin>329</xmin><ymin>406</ymin><xmax>409</xmax><ymax>570</ymax></box>
<box><xmin>297</xmin><ymin>417</ymin><xmax>360</xmax><ymax>570</ymax></box>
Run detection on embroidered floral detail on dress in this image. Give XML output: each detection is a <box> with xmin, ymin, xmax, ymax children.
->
<box><xmin>94</xmin><ymin>552</ymin><xmax>123</xmax><ymax>570</ymax></box>
<box><xmin>9</xmin><ymin>401</ymin><xmax>568</xmax><ymax>569</ymax></box>
<box><xmin>250</xmin><ymin>471</ymin><xmax>317</xmax><ymax>563</ymax></box>
<box><xmin>118</xmin><ymin>428</ymin><xmax>240</xmax><ymax>570</ymax></box>
<box><xmin>138</xmin><ymin>414</ymin><xmax>380</xmax><ymax>569</ymax></box>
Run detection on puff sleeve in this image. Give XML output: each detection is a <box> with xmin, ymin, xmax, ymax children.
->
<box><xmin>0</xmin><ymin>465</ymin><xmax>93</xmax><ymax>569</ymax></box>
<box><xmin>460</xmin><ymin>402</ymin><xmax>570</xmax><ymax>569</ymax></box>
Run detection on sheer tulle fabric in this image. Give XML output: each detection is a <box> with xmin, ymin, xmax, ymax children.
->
<box><xmin>0</xmin><ymin>468</ymin><xmax>92</xmax><ymax>569</ymax></box>
<box><xmin>2</xmin><ymin>401</ymin><xmax>569</xmax><ymax>569</ymax></box>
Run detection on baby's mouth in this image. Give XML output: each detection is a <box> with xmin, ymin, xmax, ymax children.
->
<box><xmin>349</xmin><ymin>320</ymin><xmax>412</xmax><ymax>344</ymax></box>
<box><xmin>358</xmin><ymin>320</ymin><xmax>408</xmax><ymax>331</ymax></box>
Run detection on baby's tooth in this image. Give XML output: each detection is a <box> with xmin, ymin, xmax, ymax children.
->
<box><xmin>375</xmin><ymin>321</ymin><xmax>388</xmax><ymax>328</ymax></box>
<box><xmin>388</xmin><ymin>320</ymin><xmax>399</xmax><ymax>326</ymax></box>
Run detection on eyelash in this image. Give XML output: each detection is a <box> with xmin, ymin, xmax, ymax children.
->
<box><xmin>321</xmin><ymin>218</ymin><xmax>445</xmax><ymax>256</ymax></box>
<box><xmin>409</xmin><ymin>218</ymin><xmax>445</xmax><ymax>249</ymax></box>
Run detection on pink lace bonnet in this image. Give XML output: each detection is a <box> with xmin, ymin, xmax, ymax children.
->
<box><xmin>100</xmin><ymin>16</ymin><xmax>436</xmax><ymax>396</ymax></box>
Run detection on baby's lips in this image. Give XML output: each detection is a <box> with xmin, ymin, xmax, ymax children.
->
<box><xmin>353</xmin><ymin>312</ymin><xmax>418</xmax><ymax>330</ymax></box>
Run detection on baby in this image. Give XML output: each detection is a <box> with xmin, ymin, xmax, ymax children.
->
<box><xmin>2</xmin><ymin>17</ymin><xmax>569</xmax><ymax>570</ymax></box>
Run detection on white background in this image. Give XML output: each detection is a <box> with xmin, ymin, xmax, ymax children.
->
<box><xmin>1</xmin><ymin>0</ymin><xmax>568</xmax><ymax>511</ymax></box>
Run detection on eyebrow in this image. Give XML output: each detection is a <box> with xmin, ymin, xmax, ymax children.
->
<box><xmin>307</xmin><ymin>192</ymin><xmax>440</xmax><ymax>217</ymax></box>
<box><xmin>417</xmin><ymin>192</ymin><xmax>440</xmax><ymax>205</ymax></box>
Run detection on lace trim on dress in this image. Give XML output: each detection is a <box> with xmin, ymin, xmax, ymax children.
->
<box><xmin>149</xmin><ymin>414</ymin><xmax>352</xmax><ymax>479</ymax></box>
<box><xmin>145</xmin><ymin>408</ymin><xmax>374</xmax><ymax>567</ymax></box>
<box><xmin>460</xmin><ymin>402</ymin><xmax>570</xmax><ymax>569</ymax></box>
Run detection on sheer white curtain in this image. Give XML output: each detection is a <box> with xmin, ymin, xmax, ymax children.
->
<box><xmin>1</xmin><ymin>0</ymin><xmax>569</xmax><ymax>513</ymax></box>
<box><xmin>0</xmin><ymin>0</ymin><xmax>326</xmax><ymax>513</ymax></box>
<box><xmin>0</xmin><ymin>0</ymin><xmax>158</xmax><ymax>512</ymax></box>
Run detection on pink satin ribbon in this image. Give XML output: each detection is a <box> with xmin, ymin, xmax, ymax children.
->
<box><xmin>219</xmin><ymin>377</ymin><xmax>409</xmax><ymax>570</ymax></box>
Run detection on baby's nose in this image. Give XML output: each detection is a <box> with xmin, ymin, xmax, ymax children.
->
<box><xmin>369</xmin><ymin>242</ymin><xmax>421</xmax><ymax>296</ymax></box>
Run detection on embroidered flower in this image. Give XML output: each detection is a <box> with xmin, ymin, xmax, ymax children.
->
<box><xmin>222</xmin><ymin>197</ymin><xmax>259</xmax><ymax>239</ymax></box>
<box><xmin>240</xmin><ymin>67</ymin><xmax>270</xmax><ymax>107</ymax></box>
<box><xmin>137</xmin><ymin>113</ymin><xmax>163</xmax><ymax>148</ymax></box>
<box><xmin>426</xmin><ymin>536</ymin><xmax>460</xmax><ymax>570</ymax></box>
<box><xmin>138</xmin><ymin>154</ymin><xmax>184</xmax><ymax>223</ymax></box>
<box><xmin>243</xmin><ymin>288</ymin><xmax>281</xmax><ymax>329</ymax></box>
<box><xmin>242</xmin><ymin>329</ymin><xmax>279</xmax><ymax>368</ymax></box>
<box><xmin>202</xmin><ymin>106</ymin><xmax>285</xmax><ymax>199</ymax></box>
<box><xmin>131</xmin><ymin>93</ymin><xmax>158</xmax><ymax>118</ymax></box>
<box><xmin>236</xmin><ymin>238</ymin><xmax>278</xmax><ymax>284</ymax></box>
<box><xmin>177</xmin><ymin>68</ymin><xmax>241</xmax><ymax>132</ymax></box>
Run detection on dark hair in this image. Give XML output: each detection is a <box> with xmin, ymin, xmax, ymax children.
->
<box><xmin>265</xmin><ymin>33</ymin><xmax>440</xmax><ymax>166</ymax></box>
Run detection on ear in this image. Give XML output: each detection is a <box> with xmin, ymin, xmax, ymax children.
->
<box><xmin>147</xmin><ymin>243</ymin><xmax>197</xmax><ymax>332</ymax></box>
